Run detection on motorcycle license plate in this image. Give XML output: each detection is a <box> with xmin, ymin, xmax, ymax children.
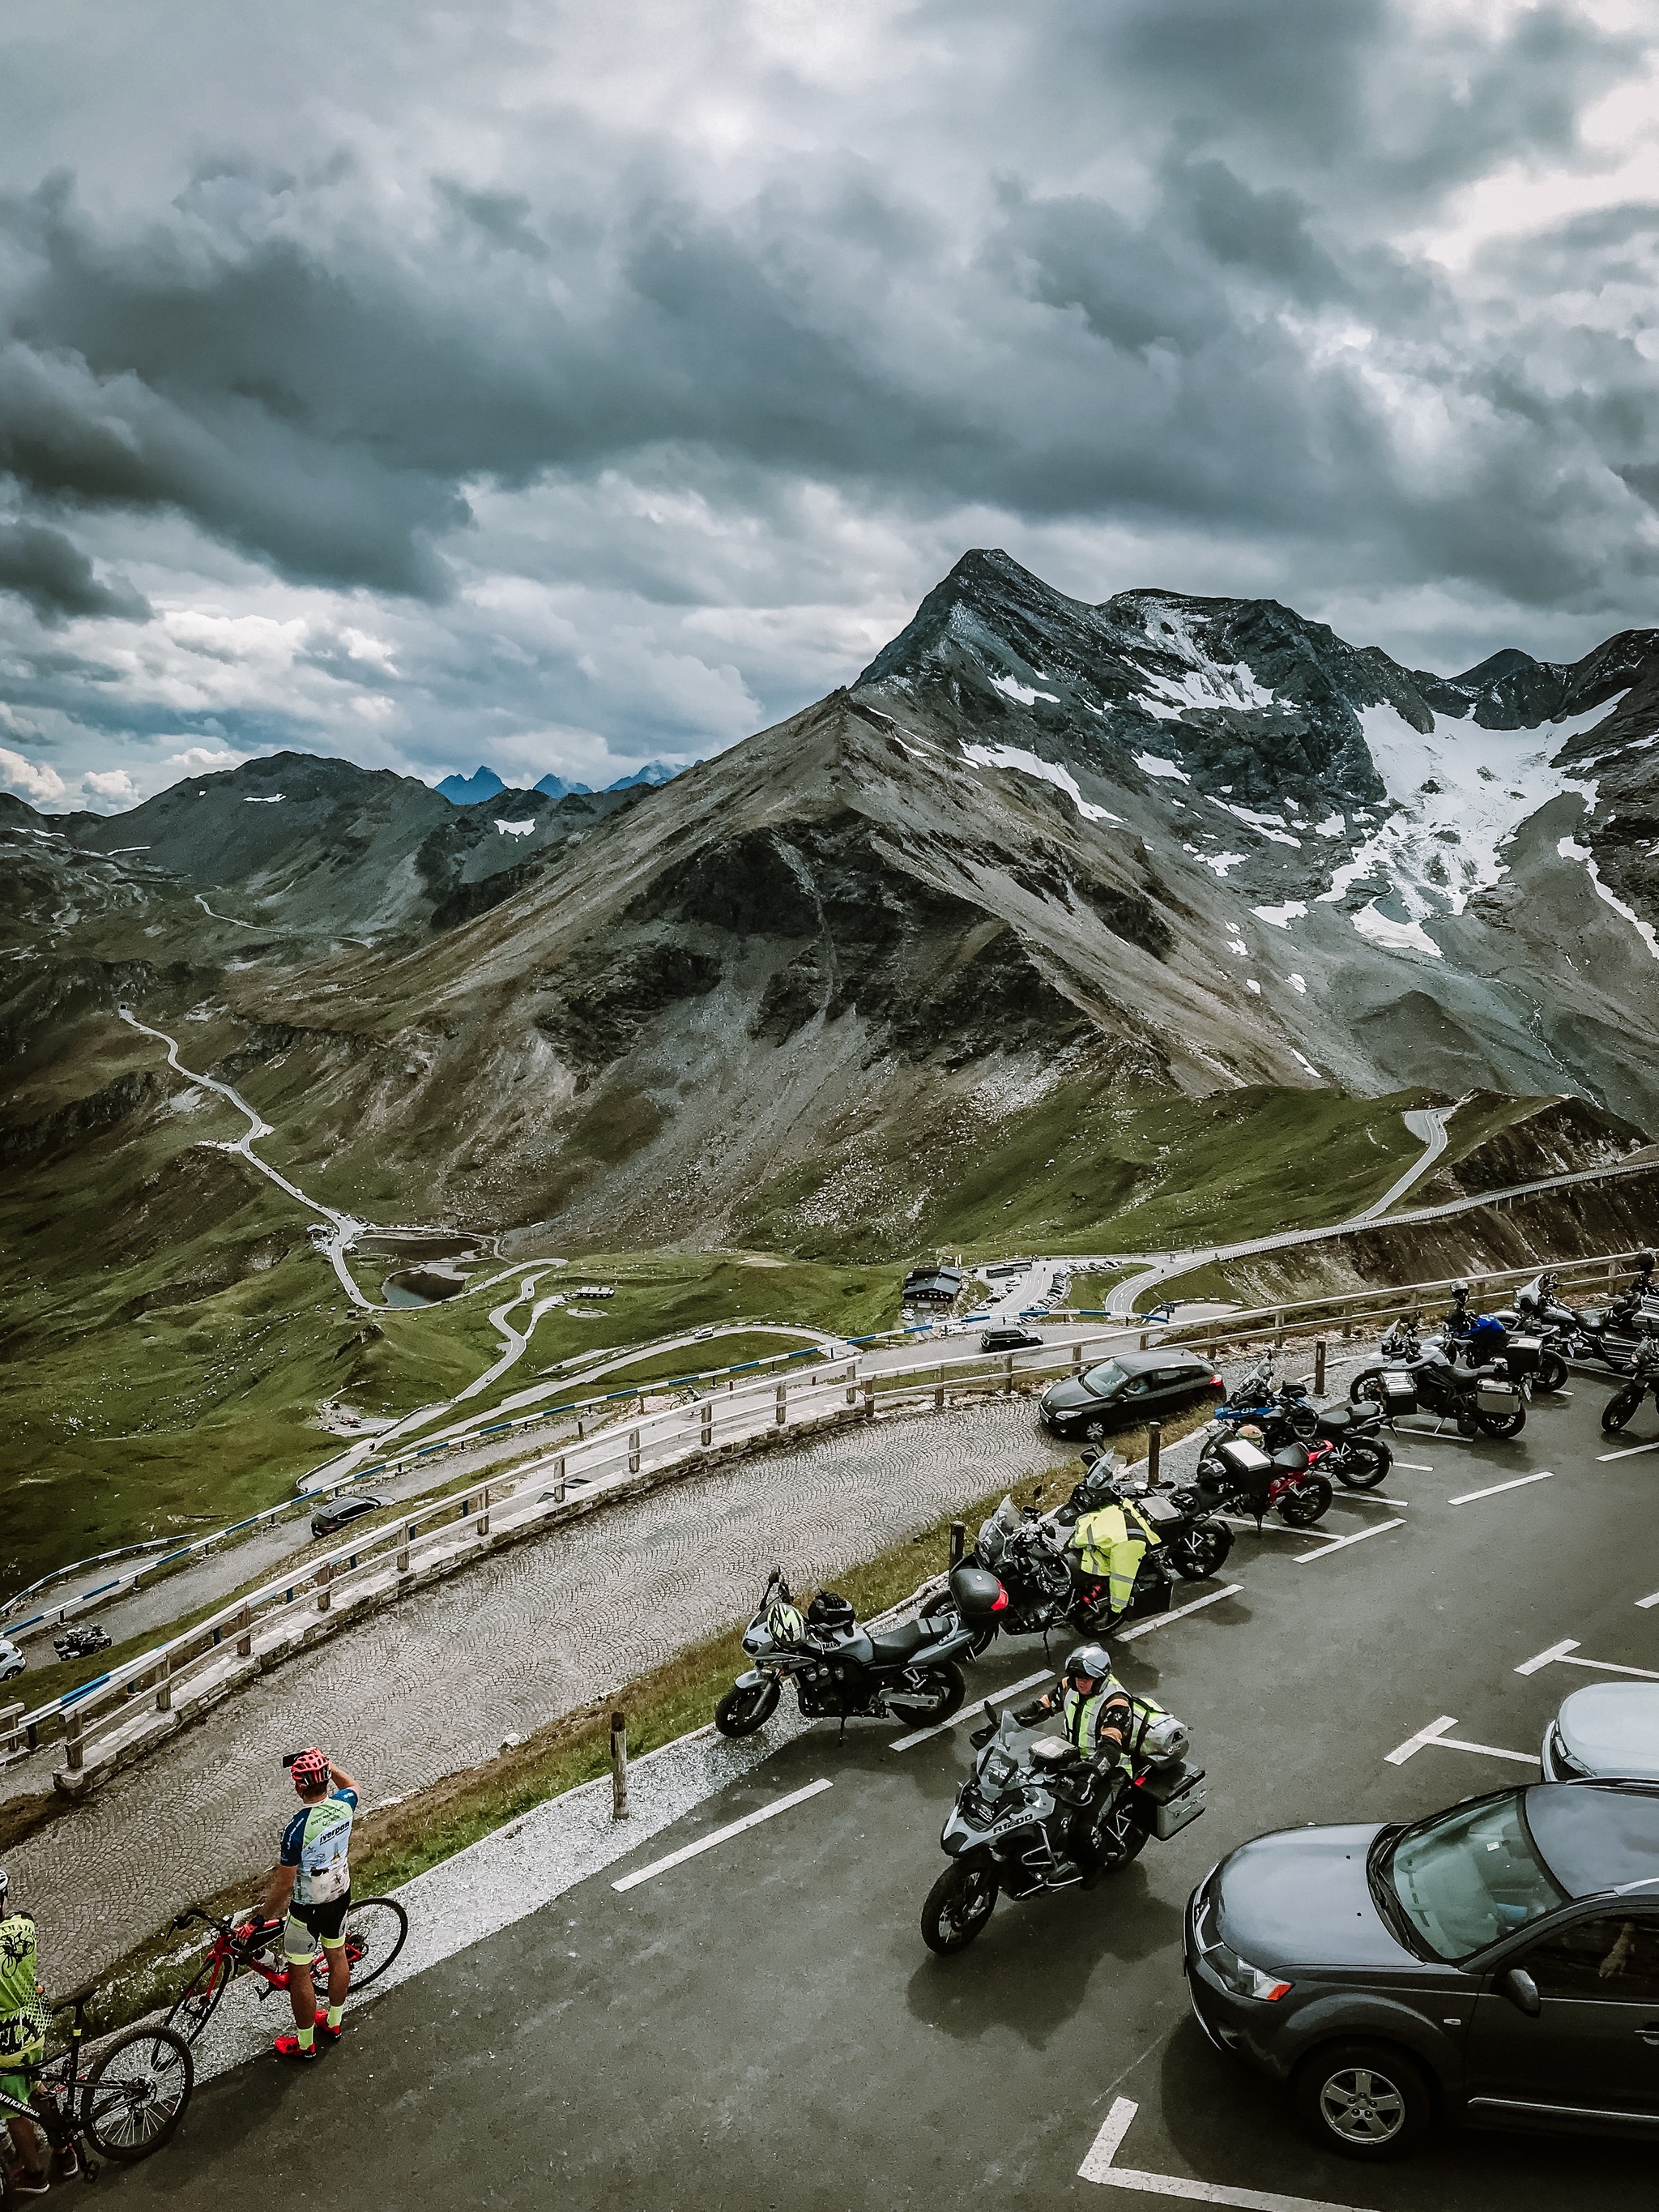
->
<box><xmin>1153</xmin><ymin>1770</ymin><xmax>1207</xmax><ymax>1841</ymax></box>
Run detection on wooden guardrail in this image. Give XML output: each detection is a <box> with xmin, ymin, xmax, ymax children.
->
<box><xmin>10</xmin><ymin>1245</ymin><xmax>1647</xmax><ymax>1793</ymax></box>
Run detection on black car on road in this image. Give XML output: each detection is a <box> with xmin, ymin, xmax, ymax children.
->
<box><xmin>979</xmin><ymin>1326</ymin><xmax>1044</xmax><ymax>1353</ymax></box>
<box><xmin>1185</xmin><ymin>1779</ymin><xmax>1659</xmax><ymax>2160</ymax></box>
<box><xmin>310</xmin><ymin>1493</ymin><xmax>387</xmax><ymax>1539</ymax></box>
<box><xmin>1038</xmin><ymin>1347</ymin><xmax>1223</xmax><ymax>1441</ymax></box>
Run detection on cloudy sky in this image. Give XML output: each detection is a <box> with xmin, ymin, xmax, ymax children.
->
<box><xmin>2</xmin><ymin>0</ymin><xmax>1657</xmax><ymax>810</ymax></box>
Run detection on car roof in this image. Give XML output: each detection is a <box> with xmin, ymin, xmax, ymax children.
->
<box><xmin>1100</xmin><ymin>1347</ymin><xmax>1209</xmax><ymax>1376</ymax></box>
<box><xmin>1525</xmin><ymin>1780</ymin><xmax>1659</xmax><ymax>1898</ymax></box>
<box><xmin>1557</xmin><ymin>1683</ymin><xmax>1659</xmax><ymax>1779</ymax></box>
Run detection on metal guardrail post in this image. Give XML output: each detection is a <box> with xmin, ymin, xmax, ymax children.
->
<box><xmin>610</xmin><ymin>1710</ymin><xmax>629</xmax><ymax>1820</ymax></box>
<box><xmin>316</xmin><ymin>1563</ymin><xmax>331</xmax><ymax>1613</ymax></box>
<box><xmin>478</xmin><ymin>1487</ymin><xmax>491</xmax><ymax>1537</ymax></box>
<box><xmin>774</xmin><ymin>1383</ymin><xmax>787</xmax><ymax>1428</ymax></box>
<box><xmin>1147</xmin><ymin>1421</ymin><xmax>1162</xmax><ymax>1489</ymax></box>
<box><xmin>155</xmin><ymin>1653</ymin><xmax>173</xmax><ymax>1712</ymax></box>
<box><xmin>65</xmin><ymin>1710</ymin><xmax>83</xmax><ymax>1771</ymax></box>
<box><xmin>552</xmin><ymin>1459</ymin><xmax>566</xmax><ymax>1503</ymax></box>
<box><xmin>1273</xmin><ymin>1309</ymin><xmax>1285</xmax><ymax>1347</ymax></box>
<box><xmin>934</xmin><ymin>1364</ymin><xmax>945</xmax><ymax>1411</ymax></box>
<box><xmin>862</xmin><ymin>1381</ymin><xmax>875</xmax><ymax>1416</ymax></box>
<box><xmin>628</xmin><ymin>1429</ymin><xmax>641</xmax><ymax>1475</ymax></box>
<box><xmin>700</xmin><ymin>1402</ymin><xmax>713</xmax><ymax>1446</ymax></box>
<box><xmin>235</xmin><ymin>1603</ymin><xmax>252</xmax><ymax>1658</ymax></box>
<box><xmin>1073</xmin><ymin>1341</ymin><xmax>1084</xmax><ymax>1369</ymax></box>
<box><xmin>1003</xmin><ymin>1356</ymin><xmax>1013</xmax><ymax>1397</ymax></box>
<box><xmin>1314</xmin><ymin>1340</ymin><xmax>1327</xmax><ymax>1394</ymax></box>
<box><xmin>949</xmin><ymin>1521</ymin><xmax>966</xmax><ymax>1567</ymax></box>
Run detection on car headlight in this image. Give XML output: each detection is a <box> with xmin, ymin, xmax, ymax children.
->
<box><xmin>1206</xmin><ymin>1941</ymin><xmax>1294</xmax><ymax>2002</ymax></box>
<box><xmin>1548</xmin><ymin>1726</ymin><xmax>1590</xmax><ymax>1779</ymax></box>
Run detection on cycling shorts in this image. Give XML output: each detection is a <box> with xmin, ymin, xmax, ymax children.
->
<box><xmin>0</xmin><ymin>2071</ymin><xmax>32</xmax><ymax>2118</ymax></box>
<box><xmin>284</xmin><ymin>1893</ymin><xmax>352</xmax><ymax>1960</ymax></box>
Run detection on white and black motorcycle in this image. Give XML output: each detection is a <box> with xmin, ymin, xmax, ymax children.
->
<box><xmin>714</xmin><ymin>1570</ymin><xmax>979</xmax><ymax>1738</ymax></box>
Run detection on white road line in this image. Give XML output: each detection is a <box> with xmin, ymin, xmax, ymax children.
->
<box><xmin>1117</xmin><ymin>1583</ymin><xmax>1244</xmax><ymax>1642</ymax></box>
<box><xmin>1219</xmin><ymin>1516</ymin><xmax>1341</xmax><ymax>1540</ymax></box>
<box><xmin>611</xmin><ymin>1778</ymin><xmax>832</xmax><ymax>1891</ymax></box>
<box><xmin>1597</xmin><ymin>1440</ymin><xmax>1659</xmax><ymax>1463</ymax></box>
<box><xmin>1294</xmin><ymin>1518</ymin><xmax>1404</xmax><ymax>1564</ymax></box>
<box><xmin>1078</xmin><ymin>2096</ymin><xmax>1373</xmax><ymax>2210</ymax></box>
<box><xmin>1448</xmin><ymin>1470</ymin><xmax>1554</xmax><ymax>1506</ymax></box>
<box><xmin>1385</xmin><ymin>1715</ymin><xmax>1538</xmax><ymax>1768</ymax></box>
<box><xmin>889</xmin><ymin>1670</ymin><xmax>1053</xmax><ymax>1753</ymax></box>
<box><xmin>1640</xmin><ymin>1591</ymin><xmax>1659</xmax><ymax>1611</ymax></box>
<box><xmin>1516</xmin><ymin>1638</ymin><xmax>1659</xmax><ymax>1682</ymax></box>
<box><xmin>1341</xmin><ymin>1491</ymin><xmax>1410</xmax><ymax>1508</ymax></box>
<box><xmin>1392</xmin><ymin>1462</ymin><xmax>1435</xmax><ymax>1472</ymax></box>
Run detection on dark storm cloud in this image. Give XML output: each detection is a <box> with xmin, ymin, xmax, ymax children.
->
<box><xmin>0</xmin><ymin>516</ymin><xmax>148</xmax><ymax>623</ymax></box>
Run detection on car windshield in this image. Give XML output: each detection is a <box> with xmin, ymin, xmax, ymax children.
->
<box><xmin>1081</xmin><ymin>1360</ymin><xmax>1128</xmax><ymax>1397</ymax></box>
<box><xmin>1384</xmin><ymin>1792</ymin><xmax>1566</xmax><ymax>1961</ymax></box>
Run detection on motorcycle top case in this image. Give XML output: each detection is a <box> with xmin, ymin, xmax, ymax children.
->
<box><xmin>1380</xmin><ymin>1369</ymin><xmax>1418</xmax><ymax>1412</ymax></box>
<box><xmin>948</xmin><ymin>1565</ymin><xmax>1006</xmax><ymax>1621</ymax></box>
<box><xmin>1135</xmin><ymin>1760</ymin><xmax>1207</xmax><ymax>1840</ymax></box>
<box><xmin>1503</xmin><ymin>1333</ymin><xmax>1543</xmax><ymax>1373</ymax></box>
<box><xmin>1212</xmin><ymin>1437</ymin><xmax>1274</xmax><ymax>1480</ymax></box>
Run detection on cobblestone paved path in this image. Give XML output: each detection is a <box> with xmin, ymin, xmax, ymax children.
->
<box><xmin>15</xmin><ymin>1400</ymin><xmax>1075</xmax><ymax>1987</ymax></box>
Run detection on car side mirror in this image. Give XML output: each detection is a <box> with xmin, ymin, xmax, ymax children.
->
<box><xmin>1501</xmin><ymin>1966</ymin><xmax>1542</xmax><ymax>2017</ymax></box>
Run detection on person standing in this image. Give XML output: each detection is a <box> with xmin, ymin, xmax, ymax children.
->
<box><xmin>0</xmin><ymin>1872</ymin><xmax>58</xmax><ymax>2194</ymax></box>
<box><xmin>250</xmin><ymin>1749</ymin><xmax>359</xmax><ymax>2063</ymax></box>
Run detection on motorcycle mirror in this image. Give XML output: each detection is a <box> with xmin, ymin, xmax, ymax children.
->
<box><xmin>1500</xmin><ymin>1966</ymin><xmax>1542</xmax><ymax>2018</ymax></box>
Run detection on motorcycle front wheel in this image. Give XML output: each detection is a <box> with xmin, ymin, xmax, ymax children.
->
<box><xmin>714</xmin><ymin>1679</ymin><xmax>781</xmax><ymax>1738</ymax></box>
<box><xmin>1333</xmin><ymin>1439</ymin><xmax>1390</xmax><ymax>1491</ymax></box>
<box><xmin>1276</xmin><ymin>1474</ymin><xmax>1333</xmax><ymax>1527</ymax></box>
<box><xmin>1476</xmin><ymin>1405</ymin><xmax>1526</xmax><ymax>1440</ymax></box>
<box><xmin>1166</xmin><ymin>1522</ymin><xmax>1233</xmax><ymax>1580</ymax></box>
<box><xmin>1348</xmin><ymin>1370</ymin><xmax>1387</xmax><ymax>1409</ymax></box>
<box><xmin>1533</xmin><ymin>1355</ymin><xmax>1568</xmax><ymax>1395</ymax></box>
<box><xmin>921</xmin><ymin>1862</ymin><xmax>999</xmax><ymax>1954</ymax></box>
<box><xmin>1602</xmin><ymin>1387</ymin><xmax>1642</xmax><ymax>1435</ymax></box>
<box><xmin>888</xmin><ymin>1662</ymin><xmax>965</xmax><ymax>1730</ymax></box>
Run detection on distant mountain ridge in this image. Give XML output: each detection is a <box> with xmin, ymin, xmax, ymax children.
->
<box><xmin>437</xmin><ymin>761</ymin><xmax>684</xmax><ymax>804</ymax></box>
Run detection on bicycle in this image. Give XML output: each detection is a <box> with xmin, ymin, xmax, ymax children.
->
<box><xmin>164</xmin><ymin>1898</ymin><xmax>408</xmax><ymax>2047</ymax></box>
<box><xmin>0</xmin><ymin>1988</ymin><xmax>193</xmax><ymax>2180</ymax></box>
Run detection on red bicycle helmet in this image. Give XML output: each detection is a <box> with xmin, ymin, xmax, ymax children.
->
<box><xmin>288</xmin><ymin>1746</ymin><xmax>330</xmax><ymax>1793</ymax></box>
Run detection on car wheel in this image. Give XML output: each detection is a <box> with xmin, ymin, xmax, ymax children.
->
<box><xmin>1083</xmin><ymin>1420</ymin><xmax>1110</xmax><ymax>1442</ymax></box>
<box><xmin>1294</xmin><ymin>2041</ymin><xmax>1431</xmax><ymax>2162</ymax></box>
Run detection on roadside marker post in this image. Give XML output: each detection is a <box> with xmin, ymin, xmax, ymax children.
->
<box><xmin>1147</xmin><ymin>1421</ymin><xmax>1162</xmax><ymax>1488</ymax></box>
<box><xmin>949</xmin><ymin>1522</ymin><xmax>966</xmax><ymax>1568</ymax></box>
<box><xmin>1313</xmin><ymin>1339</ymin><xmax>1326</xmax><ymax>1395</ymax></box>
<box><xmin>610</xmin><ymin>1711</ymin><xmax>629</xmax><ymax>1821</ymax></box>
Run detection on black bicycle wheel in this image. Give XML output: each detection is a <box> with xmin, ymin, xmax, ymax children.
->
<box><xmin>340</xmin><ymin>1898</ymin><xmax>408</xmax><ymax>1992</ymax></box>
<box><xmin>164</xmin><ymin>1953</ymin><xmax>231</xmax><ymax>2048</ymax></box>
<box><xmin>80</xmin><ymin>2026</ymin><xmax>193</xmax><ymax>2163</ymax></box>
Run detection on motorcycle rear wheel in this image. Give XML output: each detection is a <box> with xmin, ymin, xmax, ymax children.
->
<box><xmin>1602</xmin><ymin>1387</ymin><xmax>1641</xmax><ymax>1435</ymax></box>
<box><xmin>888</xmin><ymin>1662</ymin><xmax>965</xmax><ymax>1730</ymax></box>
<box><xmin>1276</xmin><ymin>1474</ymin><xmax>1333</xmax><ymax>1527</ymax></box>
<box><xmin>1166</xmin><ymin>1522</ymin><xmax>1233</xmax><ymax>1580</ymax></box>
<box><xmin>921</xmin><ymin>1863</ymin><xmax>999</xmax><ymax>1954</ymax></box>
<box><xmin>1476</xmin><ymin>1405</ymin><xmax>1526</xmax><ymax>1439</ymax></box>
<box><xmin>1348</xmin><ymin>1371</ymin><xmax>1388</xmax><ymax>1409</ymax></box>
<box><xmin>1333</xmin><ymin>1440</ymin><xmax>1390</xmax><ymax>1491</ymax></box>
<box><xmin>1533</xmin><ymin>1355</ymin><xmax>1568</xmax><ymax>1395</ymax></box>
<box><xmin>714</xmin><ymin>1679</ymin><xmax>781</xmax><ymax>1738</ymax></box>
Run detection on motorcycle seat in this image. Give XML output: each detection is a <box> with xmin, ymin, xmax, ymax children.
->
<box><xmin>1315</xmin><ymin>1404</ymin><xmax>1357</xmax><ymax>1434</ymax></box>
<box><xmin>867</xmin><ymin>1617</ymin><xmax>932</xmax><ymax>1663</ymax></box>
<box><xmin>1269</xmin><ymin>1443</ymin><xmax>1309</xmax><ymax>1474</ymax></box>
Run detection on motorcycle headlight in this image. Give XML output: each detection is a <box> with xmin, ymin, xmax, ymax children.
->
<box><xmin>1206</xmin><ymin>1941</ymin><xmax>1294</xmax><ymax>2002</ymax></box>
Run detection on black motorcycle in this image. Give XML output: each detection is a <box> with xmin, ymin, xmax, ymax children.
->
<box><xmin>1515</xmin><ymin>1266</ymin><xmax>1658</xmax><ymax>1375</ymax></box>
<box><xmin>1216</xmin><ymin>1369</ymin><xmax>1392</xmax><ymax>1492</ymax></box>
<box><xmin>1190</xmin><ymin>1430</ymin><xmax>1333</xmax><ymax>1527</ymax></box>
<box><xmin>970</xmin><ymin>1466</ymin><xmax>1185</xmax><ymax>1638</ymax></box>
<box><xmin>1350</xmin><ymin>1344</ymin><xmax>1525</xmax><ymax>1438</ymax></box>
<box><xmin>920</xmin><ymin>1693</ymin><xmax>1206</xmax><ymax>1951</ymax></box>
<box><xmin>714</xmin><ymin>1571</ymin><xmax>977</xmax><ymax>1737</ymax></box>
<box><xmin>52</xmin><ymin>1622</ymin><xmax>113</xmax><ymax>1662</ymax></box>
<box><xmin>1601</xmin><ymin>1340</ymin><xmax>1659</xmax><ymax>1435</ymax></box>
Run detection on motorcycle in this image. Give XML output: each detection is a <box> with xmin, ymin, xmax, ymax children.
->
<box><xmin>52</xmin><ymin>1622</ymin><xmax>113</xmax><ymax>1662</ymax></box>
<box><xmin>1382</xmin><ymin>1309</ymin><xmax>1549</xmax><ymax>1395</ymax></box>
<box><xmin>1601</xmin><ymin>1339</ymin><xmax>1659</xmax><ymax>1435</ymax></box>
<box><xmin>921</xmin><ymin>1692</ymin><xmax>1206</xmax><ymax>1951</ymax></box>
<box><xmin>1188</xmin><ymin>1432</ymin><xmax>1333</xmax><ymax>1527</ymax></box>
<box><xmin>1349</xmin><ymin>1343</ymin><xmax>1526</xmax><ymax>1438</ymax></box>
<box><xmin>714</xmin><ymin>1570</ymin><xmax>979</xmax><ymax>1738</ymax></box>
<box><xmin>1214</xmin><ymin>1361</ymin><xmax>1392</xmax><ymax>1492</ymax></box>
<box><xmin>1512</xmin><ymin>1267</ymin><xmax>1657</xmax><ymax>1376</ymax></box>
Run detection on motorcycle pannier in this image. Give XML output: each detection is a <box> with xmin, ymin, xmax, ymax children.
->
<box><xmin>1503</xmin><ymin>1334</ymin><xmax>1543</xmax><ymax>1375</ymax></box>
<box><xmin>1476</xmin><ymin>1377</ymin><xmax>1517</xmax><ymax>1414</ymax></box>
<box><xmin>1380</xmin><ymin>1369</ymin><xmax>1418</xmax><ymax>1413</ymax></box>
<box><xmin>1137</xmin><ymin>1761</ymin><xmax>1207</xmax><ymax>1840</ymax></box>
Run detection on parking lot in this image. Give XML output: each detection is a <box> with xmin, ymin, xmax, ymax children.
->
<box><xmin>106</xmin><ymin>1375</ymin><xmax>1658</xmax><ymax>2210</ymax></box>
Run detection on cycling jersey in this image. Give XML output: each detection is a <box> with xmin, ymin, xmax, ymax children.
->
<box><xmin>280</xmin><ymin>1788</ymin><xmax>358</xmax><ymax>1907</ymax></box>
<box><xmin>0</xmin><ymin>1913</ymin><xmax>45</xmax><ymax>2071</ymax></box>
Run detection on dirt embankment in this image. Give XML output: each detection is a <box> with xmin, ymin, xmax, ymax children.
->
<box><xmin>1414</xmin><ymin>1092</ymin><xmax>1650</xmax><ymax>1203</ymax></box>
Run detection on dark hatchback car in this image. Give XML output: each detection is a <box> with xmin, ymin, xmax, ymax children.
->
<box><xmin>310</xmin><ymin>1493</ymin><xmax>387</xmax><ymax>1540</ymax></box>
<box><xmin>980</xmin><ymin>1326</ymin><xmax>1044</xmax><ymax>1353</ymax></box>
<box><xmin>1038</xmin><ymin>1347</ymin><xmax>1223</xmax><ymax>1441</ymax></box>
<box><xmin>1185</xmin><ymin>1780</ymin><xmax>1659</xmax><ymax>2161</ymax></box>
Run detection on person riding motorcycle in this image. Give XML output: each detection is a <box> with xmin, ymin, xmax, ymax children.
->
<box><xmin>1444</xmin><ymin>1280</ymin><xmax>1473</xmax><ymax>1334</ymax></box>
<box><xmin>1065</xmin><ymin>1488</ymin><xmax>1161</xmax><ymax>1629</ymax></box>
<box><xmin>1012</xmin><ymin>1646</ymin><xmax>1146</xmax><ymax>1887</ymax></box>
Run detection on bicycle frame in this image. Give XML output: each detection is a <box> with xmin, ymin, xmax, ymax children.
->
<box><xmin>0</xmin><ymin>1993</ymin><xmax>98</xmax><ymax>2178</ymax></box>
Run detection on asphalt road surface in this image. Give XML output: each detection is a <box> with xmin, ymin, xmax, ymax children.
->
<box><xmin>97</xmin><ymin>1374</ymin><xmax>1659</xmax><ymax>2210</ymax></box>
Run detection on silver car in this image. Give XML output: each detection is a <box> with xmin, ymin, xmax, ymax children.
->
<box><xmin>1542</xmin><ymin>1680</ymin><xmax>1659</xmax><ymax>1782</ymax></box>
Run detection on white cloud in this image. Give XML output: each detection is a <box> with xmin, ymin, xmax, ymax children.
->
<box><xmin>166</xmin><ymin>746</ymin><xmax>248</xmax><ymax>771</ymax></box>
<box><xmin>81</xmin><ymin>768</ymin><xmax>139</xmax><ymax>805</ymax></box>
<box><xmin>0</xmin><ymin>748</ymin><xmax>66</xmax><ymax>803</ymax></box>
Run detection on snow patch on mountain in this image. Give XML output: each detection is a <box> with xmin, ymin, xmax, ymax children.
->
<box><xmin>990</xmin><ymin>673</ymin><xmax>1060</xmax><ymax>706</ymax></box>
<box><xmin>1558</xmin><ymin>835</ymin><xmax>1659</xmax><ymax>962</ymax></box>
<box><xmin>1131</xmin><ymin>603</ymin><xmax>1277</xmax><ymax>715</ymax></box>
<box><xmin>1135</xmin><ymin>752</ymin><xmax>1190</xmax><ymax>783</ymax></box>
<box><xmin>1252</xmin><ymin>901</ymin><xmax>1307</xmax><ymax>929</ymax></box>
<box><xmin>494</xmin><ymin>818</ymin><xmax>536</xmax><ymax>837</ymax></box>
<box><xmin>961</xmin><ymin>743</ymin><xmax>1121</xmax><ymax>822</ymax></box>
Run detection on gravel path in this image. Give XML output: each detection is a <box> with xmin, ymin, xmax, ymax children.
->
<box><xmin>15</xmin><ymin>1399</ymin><xmax>1076</xmax><ymax>1988</ymax></box>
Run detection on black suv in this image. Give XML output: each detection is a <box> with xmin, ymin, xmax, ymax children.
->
<box><xmin>1185</xmin><ymin>1779</ymin><xmax>1659</xmax><ymax>2160</ymax></box>
<box><xmin>1038</xmin><ymin>1347</ymin><xmax>1223</xmax><ymax>1441</ymax></box>
<box><xmin>310</xmin><ymin>1493</ymin><xmax>387</xmax><ymax>1540</ymax></box>
<box><xmin>979</xmin><ymin>1326</ymin><xmax>1044</xmax><ymax>1353</ymax></box>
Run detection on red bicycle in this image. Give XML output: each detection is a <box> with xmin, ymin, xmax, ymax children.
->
<box><xmin>164</xmin><ymin>1899</ymin><xmax>407</xmax><ymax>2046</ymax></box>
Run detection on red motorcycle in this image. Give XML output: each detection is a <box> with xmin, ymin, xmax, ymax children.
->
<box><xmin>1188</xmin><ymin>1433</ymin><xmax>1333</xmax><ymax>1529</ymax></box>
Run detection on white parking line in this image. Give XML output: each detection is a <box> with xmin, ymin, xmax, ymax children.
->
<box><xmin>1392</xmin><ymin>1461</ymin><xmax>1435</xmax><ymax>1472</ymax></box>
<box><xmin>611</xmin><ymin>1778</ymin><xmax>832</xmax><ymax>1891</ymax></box>
<box><xmin>1219</xmin><ymin>1516</ymin><xmax>1341</xmax><ymax>1540</ymax></box>
<box><xmin>1448</xmin><ymin>1470</ymin><xmax>1554</xmax><ymax>1506</ymax></box>
<box><xmin>1294</xmin><ymin>1518</ymin><xmax>1404</xmax><ymax>1564</ymax></box>
<box><xmin>1514</xmin><ymin>1638</ymin><xmax>1659</xmax><ymax>1682</ymax></box>
<box><xmin>1078</xmin><ymin>2096</ymin><xmax>1372</xmax><ymax>2210</ymax></box>
<box><xmin>1640</xmin><ymin>1591</ymin><xmax>1659</xmax><ymax>1611</ymax></box>
<box><xmin>1597</xmin><ymin>1440</ymin><xmax>1659</xmax><ymax>1463</ymax></box>
<box><xmin>1117</xmin><ymin>1582</ymin><xmax>1243</xmax><ymax>1642</ymax></box>
<box><xmin>1384</xmin><ymin>1715</ymin><xmax>1539</xmax><ymax>1768</ymax></box>
<box><xmin>889</xmin><ymin>1670</ymin><xmax>1052</xmax><ymax>1752</ymax></box>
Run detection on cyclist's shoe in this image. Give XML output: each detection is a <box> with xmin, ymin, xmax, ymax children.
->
<box><xmin>55</xmin><ymin>2146</ymin><xmax>80</xmax><ymax>2179</ymax></box>
<box><xmin>273</xmin><ymin>2033</ymin><xmax>319</xmax><ymax>2062</ymax></box>
<box><xmin>315</xmin><ymin>2018</ymin><xmax>343</xmax><ymax>2045</ymax></box>
<box><xmin>8</xmin><ymin>2176</ymin><xmax>51</xmax><ymax>2196</ymax></box>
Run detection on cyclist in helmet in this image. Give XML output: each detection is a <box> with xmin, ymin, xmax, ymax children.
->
<box><xmin>245</xmin><ymin>1749</ymin><xmax>360</xmax><ymax>2062</ymax></box>
<box><xmin>1013</xmin><ymin>1647</ymin><xmax>1149</xmax><ymax>1888</ymax></box>
<box><xmin>0</xmin><ymin>1871</ymin><xmax>56</xmax><ymax>2193</ymax></box>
